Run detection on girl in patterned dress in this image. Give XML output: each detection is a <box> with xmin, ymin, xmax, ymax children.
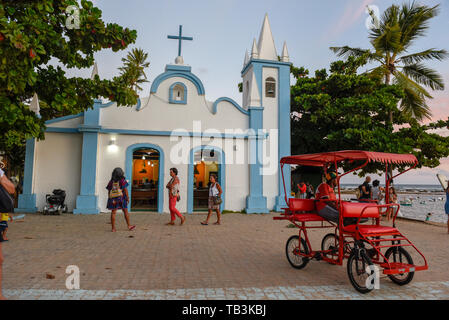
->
<box><xmin>106</xmin><ymin>168</ymin><xmax>135</xmax><ymax>232</ymax></box>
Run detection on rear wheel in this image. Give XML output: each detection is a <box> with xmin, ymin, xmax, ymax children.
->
<box><xmin>321</xmin><ymin>233</ymin><xmax>339</xmax><ymax>262</ymax></box>
<box><xmin>285</xmin><ymin>235</ymin><xmax>310</xmax><ymax>269</ymax></box>
<box><xmin>384</xmin><ymin>247</ymin><xmax>414</xmax><ymax>285</ymax></box>
<box><xmin>347</xmin><ymin>248</ymin><xmax>375</xmax><ymax>294</ymax></box>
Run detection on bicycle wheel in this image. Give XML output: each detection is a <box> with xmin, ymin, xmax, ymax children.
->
<box><xmin>321</xmin><ymin>233</ymin><xmax>339</xmax><ymax>261</ymax></box>
<box><xmin>384</xmin><ymin>247</ymin><xmax>414</xmax><ymax>285</ymax></box>
<box><xmin>347</xmin><ymin>249</ymin><xmax>375</xmax><ymax>294</ymax></box>
<box><xmin>285</xmin><ymin>235</ymin><xmax>310</xmax><ymax>269</ymax></box>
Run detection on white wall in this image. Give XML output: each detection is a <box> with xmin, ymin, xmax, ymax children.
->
<box><xmin>33</xmin><ymin>133</ymin><xmax>82</xmax><ymax>211</ymax></box>
<box><xmin>100</xmin><ymin>77</ymin><xmax>248</xmax><ymax>133</ymax></box>
<box><xmin>96</xmin><ymin>134</ymin><xmax>249</xmax><ymax>213</ymax></box>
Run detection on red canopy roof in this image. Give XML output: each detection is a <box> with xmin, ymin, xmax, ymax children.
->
<box><xmin>281</xmin><ymin>150</ymin><xmax>418</xmax><ymax>166</ymax></box>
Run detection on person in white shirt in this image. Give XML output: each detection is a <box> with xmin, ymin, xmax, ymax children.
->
<box><xmin>201</xmin><ymin>174</ymin><xmax>222</xmax><ymax>225</ymax></box>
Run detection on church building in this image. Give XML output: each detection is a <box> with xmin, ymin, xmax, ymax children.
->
<box><xmin>16</xmin><ymin>15</ymin><xmax>292</xmax><ymax>214</ymax></box>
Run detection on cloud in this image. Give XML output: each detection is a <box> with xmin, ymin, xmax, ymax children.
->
<box><xmin>323</xmin><ymin>0</ymin><xmax>376</xmax><ymax>42</ymax></box>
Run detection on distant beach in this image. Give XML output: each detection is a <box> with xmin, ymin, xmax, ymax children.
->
<box><xmin>340</xmin><ymin>184</ymin><xmax>447</xmax><ymax>223</ymax></box>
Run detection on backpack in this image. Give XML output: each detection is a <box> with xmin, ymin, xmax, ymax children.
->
<box><xmin>0</xmin><ymin>184</ymin><xmax>14</xmax><ymax>213</ymax></box>
<box><xmin>109</xmin><ymin>181</ymin><xmax>123</xmax><ymax>198</ymax></box>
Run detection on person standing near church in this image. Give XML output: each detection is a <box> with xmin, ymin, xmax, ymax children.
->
<box><xmin>201</xmin><ymin>174</ymin><xmax>222</xmax><ymax>225</ymax></box>
<box><xmin>106</xmin><ymin>168</ymin><xmax>135</xmax><ymax>232</ymax></box>
<box><xmin>166</xmin><ymin>168</ymin><xmax>185</xmax><ymax>226</ymax></box>
<box><xmin>0</xmin><ymin>167</ymin><xmax>15</xmax><ymax>300</ymax></box>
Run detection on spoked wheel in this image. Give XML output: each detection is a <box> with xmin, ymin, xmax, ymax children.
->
<box><xmin>347</xmin><ymin>248</ymin><xmax>375</xmax><ymax>294</ymax></box>
<box><xmin>321</xmin><ymin>233</ymin><xmax>339</xmax><ymax>262</ymax></box>
<box><xmin>285</xmin><ymin>235</ymin><xmax>310</xmax><ymax>269</ymax></box>
<box><xmin>384</xmin><ymin>247</ymin><xmax>414</xmax><ymax>285</ymax></box>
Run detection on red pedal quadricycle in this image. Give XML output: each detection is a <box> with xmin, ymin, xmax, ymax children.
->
<box><xmin>274</xmin><ymin>150</ymin><xmax>428</xmax><ymax>293</ymax></box>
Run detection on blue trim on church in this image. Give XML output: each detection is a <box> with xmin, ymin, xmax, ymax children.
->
<box><xmin>16</xmin><ymin>139</ymin><xmax>37</xmax><ymax>213</ymax></box>
<box><xmin>169</xmin><ymin>82</ymin><xmax>188</xmax><ymax>104</ymax></box>
<box><xmin>125</xmin><ymin>143</ymin><xmax>165</xmax><ymax>213</ymax></box>
<box><xmin>212</xmin><ymin>97</ymin><xmax>249</xmax><ymax>116</ymax></box>
<box><xmin>242</xmin><ymin>58</ymin><xmax>291</xmax><ymax>212</ymax></box>
<box><xmin>150</xmin><ymin>65</ymin><xmax>205</xmax><ymax>96</ymax></box>
<box><xmin>73</xmin><ymin>99</ymin><xmax>102</xmax><ymax>214</ymax></box>
<box><xmin>246</xmin><ymin>107</ymin><xmax>268</xmax><ymax>214</ymax></box>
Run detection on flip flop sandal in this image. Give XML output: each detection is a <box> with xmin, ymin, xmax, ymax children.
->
<box><xmin>128</xmin><ymin>225</ymin><xmax>136</xmax><ymax>231</ymax></box>
<box><xmin>201</xmin><ymin>222</ymin><xmax>208</xmax><ymax>225</ymax></box>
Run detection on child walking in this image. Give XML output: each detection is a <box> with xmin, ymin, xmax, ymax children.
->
<box><xmin>106</xmin><ymin>168</ymin><xmax>135</xmax><ymax>232</ymax></box>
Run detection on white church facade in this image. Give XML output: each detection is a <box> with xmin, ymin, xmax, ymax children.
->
<box><xmin>16</xmin><ymin>15</ymin><xmax>292</xmax><ymax>214</ymax></box>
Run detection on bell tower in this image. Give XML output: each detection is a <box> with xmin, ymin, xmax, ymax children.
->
<box><xmin>242</xmin><ymin>14</ymin><xmax>291</xmax><ymax>213</ymax></box>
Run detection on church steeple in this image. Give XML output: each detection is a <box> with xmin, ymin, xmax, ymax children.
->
<box><xmin>251</xmin><ymin>38</ymin><xmax>259</xmax><ymax>59</ymax></box>
<box><xmin>281</xmin><ymin>41</ymin><xmax>289</xmax><ymax>62</ymax></box>
<box><xmin>257</xmin><ymin>14</ymin><xmax>277</xmax><ymax>61</ymax></box>
<box><xmin>243</xmin><ymin>50</ymin><xmax>250</xmax><ymax>68</ymax></box>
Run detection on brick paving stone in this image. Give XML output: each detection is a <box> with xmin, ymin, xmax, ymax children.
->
<box><xmin>1</xmin><ymin>212</ymin><xmax>449</xmax><ymax>299</ymax></box>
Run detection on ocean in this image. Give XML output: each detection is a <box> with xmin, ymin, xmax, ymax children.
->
<box><xmin>340</xmin><ymin>184</ymin><xmax>447</xmax><ymax>223</ymax></box>
<box><xmin>341</xmin><ymin>184</ymin><xmax>443</xmax><ymax>193</ymax></box>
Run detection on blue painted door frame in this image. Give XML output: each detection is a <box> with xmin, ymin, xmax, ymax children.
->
<box><xmin>187</xmin><ymin>146</ymin><xmax>225</xmax><ymax>214</ymax></box>
<box><xmin>125</xmin><ymin>143</ymin><xmax>165</xmax><ymax>213</ymax></box>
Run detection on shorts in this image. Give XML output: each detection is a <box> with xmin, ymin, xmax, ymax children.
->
<box><xmin>208</xmin><ymin>197</ymin><xmax>220</xmax><ymax>210</ymax></box>
<box><xmin>0</xmin><ymin>221</ymin><xmax>8</xmax><ymax>231</ymax></box>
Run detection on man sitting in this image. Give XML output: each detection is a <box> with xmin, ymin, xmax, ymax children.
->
<box><xmin>315</xmin><ymin>171</ymin><xmax>358</xmax><ymax>226</ymax></box>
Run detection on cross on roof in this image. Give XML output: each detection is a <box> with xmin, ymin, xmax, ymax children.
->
<box><xmin>167</xmin><ymin>25</ymin><xmax>193</xmax><ymax>57</ymax></box>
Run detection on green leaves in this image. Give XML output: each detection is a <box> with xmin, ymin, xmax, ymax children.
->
<box><xmin>1</xmin><ymin>0</ymin><xmax>140</xmax><ymax>152</ymax></box>
<box><xmin>290</xmin><ymin>59</ymin><xmax>449</xmax><ymax>174</ymax></box>
<box><xmin>330</xmin><ymin>1</ymin><xmax>447</xmax><ymax>122</ymax></box>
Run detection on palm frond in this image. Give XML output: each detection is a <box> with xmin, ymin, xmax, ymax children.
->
<box><xmin>401</xmin><ymin>63</ymin><xmax>445</xmax><ymax>91</ymax></box>
<box><xmin>399</xmin><ymin>86</ymin><xmax>433</xmax><ymax>121</ymax></box>
<box><xmin>393</xmin><ymin>70</ymin><xmax>433</xmax><ymax>120</ymax></box>
<box><xmin>399</xmin><ymin>49</ymin><xmax>448</xmax><ymax>64</ymax></box>
<box><xmin>371</xmin><ymin>23</ymin><xmax>402</xmax><ymax>55</ymax></box>
<box><xmin>329</xmin><ymin>47</ymin><xmax>383</xmax><ymax>64</ymax></box>
<box><xmin>399</xmin><ymin>2</ymin><xmax>440</xmax><ymax>49</ymax></box>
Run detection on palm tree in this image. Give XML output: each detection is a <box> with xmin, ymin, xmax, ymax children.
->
<box><xmin>119</xmin><ymin>48</ymin><xmax>150</xmax><ymax>92</ymax></box>
<box><xmin>330</xmin><ymin>2</ymin><xmax>447</xmax><ymax>122</ymax></box>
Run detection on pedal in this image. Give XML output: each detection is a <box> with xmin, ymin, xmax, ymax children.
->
<box><xmin>313</xmin><ymin>252</ymin><xmax>322</xmax><ymax>261</ymax></box>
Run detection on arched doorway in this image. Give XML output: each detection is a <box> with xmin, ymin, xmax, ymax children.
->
<box><xmin>125</xmin><ymin>143</ymin><xmax>164</xmax><ymax>213</ymax></box>
<box><xmin>188</xmin><ymin>146</ymin><xmax>225</xmax><ymax>213</ymax></box>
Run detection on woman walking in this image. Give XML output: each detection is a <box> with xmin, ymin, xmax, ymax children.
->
<box><xmin>166</xmin><ymin>168</ymin><xmax>185</xmax><ymax>226</ymax></box>
<box><xmin>201</xmin><ymin>174</ymin><xmax>222</xmax><ymax>225</ymax></box>
<box><xmin>445</xmin><ymin>186</ymin><xmax>449</xmax><ymax>234</ymax></box>
<box><xmin>106</xmin><ymin>168</ymin><xmax>135</xmax><ymax>232</ymax></box>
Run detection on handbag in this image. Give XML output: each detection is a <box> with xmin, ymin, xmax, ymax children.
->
<box><xmin>0</xmin><ymin>184</ymin><xmax>14</xmax><ymax>213</ymax></box>
<box><xmin>176</xmin><ymin>191</ymin><xmax>181</xmax><ymax>202</ymax></box>
<box><xmin>213</xmin><ymin>196</ymin><xmax>222</xmax><ymax>205</ymax></box>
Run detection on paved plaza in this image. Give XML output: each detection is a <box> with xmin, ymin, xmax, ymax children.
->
<box><xmin>2</xmin><ymin>212</ymin><xmax>449</xmax><ymax>299</ymax></box>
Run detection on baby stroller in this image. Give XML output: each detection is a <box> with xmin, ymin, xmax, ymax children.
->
<box><xmin>43</xmin><ymin>189</ymin><xmax>68</xmax><ymax>215</ymax></box>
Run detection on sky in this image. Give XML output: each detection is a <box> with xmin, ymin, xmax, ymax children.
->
<box><xmin>76</xmin><ymin>0</ymin><xmax>449</xmax><ymax>184</ymax></box>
